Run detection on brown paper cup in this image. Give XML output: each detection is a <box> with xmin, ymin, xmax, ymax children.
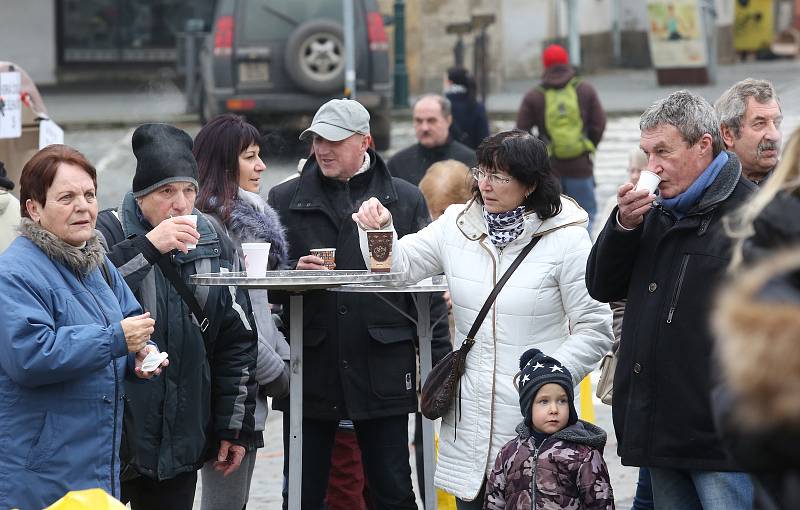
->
<box><xmin>310</xmin><ymin>248</ymin><xmax>336</xmax><ymax>270</ymax></box>
<box><xmin>366</xmin><ymin>230</ymin><xmax>393</xmax><ymax>273</ymax></box>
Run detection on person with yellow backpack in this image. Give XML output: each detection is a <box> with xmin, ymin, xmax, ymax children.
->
<box><xmin>516</xmin><ymin>44</ymin><xmax>606</xmax><ymax>232</ymax></box>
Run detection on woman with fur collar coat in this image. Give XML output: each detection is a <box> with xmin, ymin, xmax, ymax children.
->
<box><xmin>0</xmin><ymin>146</ymin><xmax>163</xmax><ymax>510</ymax></box>
<box><xmin>194</xmin><ymin>115</ymin><xmax>290</xmax><ymax>510</ymax></box>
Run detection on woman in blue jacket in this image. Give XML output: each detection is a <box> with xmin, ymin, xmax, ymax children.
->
<box><xmin>0</xmin><ymin>145</ymin><xmax>166</xmax><ymax>510</ymax></box>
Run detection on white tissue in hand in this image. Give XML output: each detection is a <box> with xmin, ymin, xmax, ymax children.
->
<box><xmin>141</xmin><ymin>351</ymin><xmax>168</xmax><ymax>372</ymax></box>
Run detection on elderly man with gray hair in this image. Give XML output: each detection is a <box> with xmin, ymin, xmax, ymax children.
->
<box><xmin>388</xmin><ymin>94</ymin><xmax>476</xmax><ymax>186</ymax></box>
<box><xmin>715</xmin><ymin>78</ymin><xmax>782</xmax><ymax>185</ymax></box>
<box><xmin>586</xmin><ymin>90</ymin><xmax>756</xmax><ymax>508</ymax></box>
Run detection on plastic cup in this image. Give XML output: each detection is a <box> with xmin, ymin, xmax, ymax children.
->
<box><xmin>242</xmin><ymin>242</ymin><xmax>272</xmax><ymax>277</ymax></box>
<box><xmin>175</xmin><ymin>214</ymin><xmax>198</xmax><ymax>250</ymax></box>
<box><xmin>366</xmin><ymin>230</ymin><xmax>393</xmax><ymax>273</ymax></box>
<box><xmin>310</xmin><ymin>248</ymin><xmax>336</xmax><ymax>270</ymax></box>
<box><xmin>635</xmin><ymin>170</ymin><xmax>661</xmax><ymax>194</ymax></box>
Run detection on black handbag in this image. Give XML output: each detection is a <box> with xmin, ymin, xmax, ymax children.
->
<box><xmin>420</xmin><ymin>235</ymin><xmax>542</xmax><ymax>423</ymax></box>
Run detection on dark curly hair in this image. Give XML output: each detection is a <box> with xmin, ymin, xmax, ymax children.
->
<box><xmin>473</xmin><ymin>129</ymin><xmax>562</xmax><ymax>220</ymax></box>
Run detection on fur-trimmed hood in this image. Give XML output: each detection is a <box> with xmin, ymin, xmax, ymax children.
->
<box><xmin>18</xmin><ymin>218</ymin><xmax>105</xmax><ymax>275</ymax></box>
<box><xmin>714</xmin><ymin>248</ymin><xmax>800</xmax><ymax>428</ymax></box>
<box><xmin>207</xmin><ymin>189</ymin><xmax>289</xmax><ymax>269</ymax></box>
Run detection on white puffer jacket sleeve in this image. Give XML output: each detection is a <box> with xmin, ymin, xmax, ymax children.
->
<box><xmin>550</xmin><ymin>226</ymin><xmax>614</xmax><ymax>385</ymax></box>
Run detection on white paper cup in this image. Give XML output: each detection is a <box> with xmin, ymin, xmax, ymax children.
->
<box><xmin>175</xmin><ymin>214</ymin><xmax>198</xmax><ymax>250</ymax></box>
<box><xmin>242</xmin><ymin>242</ymin><xmax>272</xmax><ymax>277</ymax></box>
<box><xmin>635</xmin><ymin>170</ymin><xmax>662</xmax><ymax>194</ymax></box>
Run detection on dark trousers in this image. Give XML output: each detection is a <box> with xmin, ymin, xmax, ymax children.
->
<box><xmin>121</xmin><ymin>470</ymin><xmax>198</xmax><ymax>510</ymax></box>
<box><xmin>283</xmin><ymin>413</ymin><xmax>417</xmax><ymax>510</ymax></box>
<box><xmin>413</xmin><ymin>412</ymin><xmax>426</xmax><ymax>505</ymax></box>
<box><xmin>632</xmin><ymin>467</ymin><xmax>655</xmax><ymax>510</ymax></box>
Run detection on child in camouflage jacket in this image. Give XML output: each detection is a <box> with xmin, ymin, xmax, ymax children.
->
<box><xmin>484</xmin><ymin>348</ymin><xmax>614</xmax><ymax>509</ymax></box>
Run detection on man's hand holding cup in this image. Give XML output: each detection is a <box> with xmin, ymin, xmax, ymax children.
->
<box><xmin>145</xmin><ymin>215</ymin><xmax>200</xmax><ymax>254</ymax></box>
<box><xmin>617</xmin><ymin>179</ymin><xmax>658</xmax><ymax>230</ymax></box>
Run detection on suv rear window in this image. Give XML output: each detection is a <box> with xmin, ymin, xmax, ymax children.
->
<box><xmin>241</xmin><ymin>0</ymin><xmax>343</xmax><ymax>42</ymax></box>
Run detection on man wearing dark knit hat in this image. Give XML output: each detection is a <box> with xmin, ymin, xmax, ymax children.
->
<box><xmin>484</xmin><ymin>348</ymin><xmax>614</xmax><ymax>509</ymax></box>
<box><xmin>516</xmin><ymin>43</ymin><xmax>606</xmax><ymax>232</ymax></box>
<box><xmin>95</xmin><ymin>123</ymin><xmax>258</xmax><ymax>510</ymax></box>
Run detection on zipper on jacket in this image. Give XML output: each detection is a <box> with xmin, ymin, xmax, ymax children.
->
<box><xmin>82</xmin><ymin>274</ymin><xmax>119</xmax><ymax>497</ymax></box>
<box><xmin>111</xmin><ymin>360</ymin><xmax>119</xmax><ymax>497</ymax></box>
<box><xmin>531</xmin><ymin>443</ymin><xmax>540</xmax><ymax>508</ymax></box>
<box><xmin>666</xmin><ymin>254</ymin><xmax>690</xmax><ymax>324</ymax></box>
<box><xmin>479</xmin><ymin>240</ymin><xmax>500</xmax><ymax>472</ymax></box>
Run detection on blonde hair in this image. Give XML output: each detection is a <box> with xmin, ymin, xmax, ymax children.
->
<box><xmin>728</xmin><ymin>127</ymin><xmax>800</xmax><ymax>271</ymax></box>
<box><xmin>418</xmin><ymin>160</ymin><xmax>473</xmax><ymax>219</ymax></box>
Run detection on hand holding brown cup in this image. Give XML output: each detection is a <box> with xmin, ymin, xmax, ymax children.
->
<box><xmin>366</xmin><ymin>230</ymin><xmax>393</xmax><ymax>273</ymax></box>
<box><xmin>309</xmin><ymin>248</ymin><xmax>336</xmax><ymax>270</ymax></box>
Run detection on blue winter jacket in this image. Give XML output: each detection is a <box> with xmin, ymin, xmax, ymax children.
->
<box><xmin>0</xmin><ymin>226</ymin><xmax>142</xmax><ymax>510</ymax></box>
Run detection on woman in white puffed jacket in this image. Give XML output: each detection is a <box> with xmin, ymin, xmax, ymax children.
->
<box><xmin>353</xmin><ymin>130</ymin><xmax>613</xmax><ymax>507</ymax></box>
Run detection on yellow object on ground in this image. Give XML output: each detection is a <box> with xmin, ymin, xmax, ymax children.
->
<box><xmin>580</xmin><ymin>375</ymin><xmax>596</xmax><ymax>424</ymax></box>
<box><xmin>435</xmin><ymin>434</ymin><xmax>458</xmax><ymax>509</ymax></box>
<box><xmin>44</xmin><ymin>489</ymin><xmax>126</xmax><ymax>510</ymax></box>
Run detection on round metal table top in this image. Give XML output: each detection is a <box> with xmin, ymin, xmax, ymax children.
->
<box><xmin>190</xmin><ymin>270</ymin><xmax>404</xmax><ymax>290</ymax></box>
<box><xmin>331</xmin><ymin>275</ymin><xmax>448</xmax><ymax>293</ymax></box>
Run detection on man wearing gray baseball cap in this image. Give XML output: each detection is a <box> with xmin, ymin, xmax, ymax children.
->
<box><xmin>269</xmin><ymin>99</ymin><xmax>451</xmax><ymax>508</ymax></box>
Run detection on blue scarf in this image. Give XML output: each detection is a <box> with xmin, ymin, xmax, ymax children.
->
<box><xmin>483</xmin><ymin>205</ymin><xmax>526</xmax><ymax>248</ymax></box>
<box><xmin>660</xmin><ymin>151</ymin><xmax>728</xmax><ymax>219</ymax></box>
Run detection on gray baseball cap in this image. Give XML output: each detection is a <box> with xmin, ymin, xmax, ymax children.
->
<box><xmin>299</xmin><ymin>99</ymin><xmax>371</xmax><ymax>141</ymax></box>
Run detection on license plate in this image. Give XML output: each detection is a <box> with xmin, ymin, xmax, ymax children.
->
<box><xmin>239</xmin><ymin>62</ymin><xmax>269</xmax><ymax>83</ymax></box>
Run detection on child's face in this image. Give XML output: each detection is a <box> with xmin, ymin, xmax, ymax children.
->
<box><xmin>531</xmin><ymin>383</ymin><xmax>569</xmax><ymax>434</ymax></box>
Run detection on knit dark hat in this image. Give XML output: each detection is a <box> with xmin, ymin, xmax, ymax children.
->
<box><xmin>0</xmin><ymin>161</ymin><xmax>14</xmax><ymax>191</ymax></box>
<box><xmin>517</xmin><ymin>348</ymin><xmax>578</xmax><ymax>429</ymax></box>
<box><xmin>131</xmin><ymin>123</ymin><xmax>198</xmax><ymax>198</ymax></box>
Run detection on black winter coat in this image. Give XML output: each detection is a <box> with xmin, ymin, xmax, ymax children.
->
<box><xmin>387</xmin><ymin>139</ymin><xmax>476</xmax><ymax>186</ymax></box>
<box><xmin>585</xmin><ymin>152</ymin><xmax>755</xmax><ymax>471</ymax></box>
<box><xmin>446</xmin><ymin>91</ymin><xmax>490</xmax><ymax>150</ymax></box>
<box><xmin>268</xmin><ymin>149</ymin><xmax>451</xmax><ymax>420</ymax></box>
<box><xmin>96</xmin><ymin>193</ymin><xmax>258</xmax><ymax>481</ymax></box>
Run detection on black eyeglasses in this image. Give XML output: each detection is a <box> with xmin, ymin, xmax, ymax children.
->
<box><xmin>470</xmin><ymin>167</ymin><xmax>513</xmax><ymax>185</ymax></box>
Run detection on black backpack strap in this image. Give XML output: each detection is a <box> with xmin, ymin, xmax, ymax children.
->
<box><xmin>155</xmin><ymin>255</ymin><xmax>212</xmax><ymax>353</ymax></box>
<box><xmin>100</xmin><ymin>259</ymin><xmax>114</xmax><ymax>287</ymax></box>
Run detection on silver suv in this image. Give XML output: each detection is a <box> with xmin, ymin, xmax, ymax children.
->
<box><xmin>200</xmin><ymin>0</ymin><xmax>392</xmax><ymax>149</ymax></box>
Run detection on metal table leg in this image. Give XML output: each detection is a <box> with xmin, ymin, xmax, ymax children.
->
<box><xmin>413</xmin><ymin>293</ymin><xmax>438</xmax><ymax>510</ymax></box>
<box><xmin>288</xmin><ymin>294</ymin><xmax>303</xmax><ymax>510</ymax></box>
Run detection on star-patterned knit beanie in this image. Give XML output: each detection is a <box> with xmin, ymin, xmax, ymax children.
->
<box><xmin>517</xmin><ymin>348</ymin><xmax>578</xmax><ymax>429</ymax></box>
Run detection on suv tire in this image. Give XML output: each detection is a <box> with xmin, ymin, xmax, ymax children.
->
<box><xmin>284</xmin><ymin>19</ymin><xmax>346</xmax><ymax>95</ymax></box>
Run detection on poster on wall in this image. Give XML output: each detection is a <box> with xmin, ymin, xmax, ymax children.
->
<box><xmin>646</xmin><ymin>0</ymin><xmax>708</xmax><ymax>68</ymax></box>
<box><xmin>734</xmin><ymin>0</ymin><xmax>774</xmax><ymax>52</ymax></box>
<box><xmin>0</xmin><ymin>72</ymin><xmax>22</xmax><ymax>139</ymax></box>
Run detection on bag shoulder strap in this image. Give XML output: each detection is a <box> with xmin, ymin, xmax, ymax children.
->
<box><xmin>464</xmin><ymin>234</ymin><xmax>543</xmax><ymax>344</ymax></box>
<box><xmin>100</xmin><ymin>259</ymin><xmax>114</xmax><ymax>288</ymax></box>
<box><xmin>155</xmin><ymin>255</ymin><xmax>212</xmax><ymax>350</ymax></box>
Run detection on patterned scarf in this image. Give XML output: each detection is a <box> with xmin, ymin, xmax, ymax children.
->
<box><xmin>483</xmin><ymin>205</ymin><xmax>526</xmax><ymax>248</ymax></box>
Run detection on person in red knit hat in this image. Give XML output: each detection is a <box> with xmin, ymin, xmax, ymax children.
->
<box><xmin>516</xmin><ymin>43</ymin><xmax>606</xmax><ymax>232</ymax></box>
<box><xmin>542</xmin><ymin>43</ymin><xmax>569</xmax><ymax>69</ymax></box>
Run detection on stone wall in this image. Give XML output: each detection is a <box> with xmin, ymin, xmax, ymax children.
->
<box><xmin>0</xmin><ymin>1</ymin><xmax>57</xmax><ymax>84</ymax></box>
